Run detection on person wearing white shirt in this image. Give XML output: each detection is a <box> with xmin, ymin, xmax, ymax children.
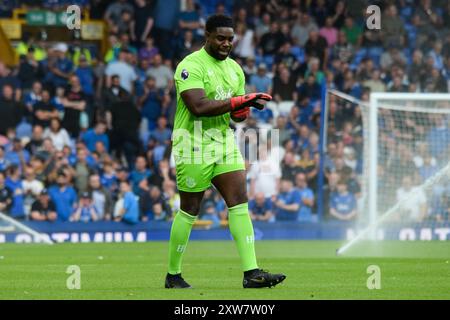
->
<box><xmin>249</xmin><ymin>146</ymin><xmax>281</xmax><ymax>199</ymax></box>
<box><xmin>396</xmin><ymin>176</ymin><xmax>427</xmax><ymax>222</ymax></box>
<box><xmin>105</xmin><ymin>49</ymin><xmax>137</xmax><ymax>94</ymax></box>
<box><xmin>43</xmin><ymin>118</ymin><xmax>72</xmax><ymax>151</ymax></box>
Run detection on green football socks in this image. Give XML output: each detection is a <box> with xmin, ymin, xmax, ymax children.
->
<box><xmin>228</xmin><ymin>202</ymin><xmax>259</xmax><ymax>272</ymax></box>
<box><xmin>168</xmin><ymin>209</ymin><xmax>197</xmax><ymax>275</ymax></box>
<box><xmin>168</xmin><ymin>203</ymin><xmax>258</xmax><ymax>274</ymax></box>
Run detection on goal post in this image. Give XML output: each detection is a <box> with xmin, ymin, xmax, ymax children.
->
<box><xmin>323</xmin><ymin>89</ymin><xmax>450</xmax><ymax>253</ymax></box>
<box><xmin>368</xmin><ymin>92</ymin><xmax>450</xmax><ymax>231</ymax></box>
<box><xmin>0</xmin><ymin>212</ymin><xmax>53</xmax><ymax>244</ymax></box>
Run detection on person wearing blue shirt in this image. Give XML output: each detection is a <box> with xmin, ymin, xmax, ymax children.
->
<box><xmin>47</xmin><ymin>43</ymin><xmax>73</xmax><ymax>88</ymax></box>
<box><xmin>116</xmin><ymin>181</ymin><xmax>139</xmax><ymax>224</ymax></box>
<box><xmin>138</xmin><ymin>77</ymin><xmax>164</xmax><ymax>131</ymax></box>
<box><xmin>5</xmin><ymin>165</ymin><xmax>25</xmax><ymax>219</ymax></box>
<box><xmin>74</xmin><ymin>56</ymin><xmax>94</xmax><ymax>97</ymax></box>
<box><xmin>0</xmin><ymin>146</ymin><xmax>11</xmax><ymax>172</ymax></box>
<box><xmin>427</xmin><ymin>117</ymin><xmax>450</xmax><ymax>160</ymax></box>
<box><xmin>330</xmin><ymin>180</ymin><xmax>357</xmax><ymax>221</ymax></box>
<box><xmin>149</xmin><ymin>116</ymin><xmax>172</xmax><ymax>146</ymax></box>
<box><xmin>273</xmin><ymin>179</ymin><xmax>301</xmax><ymax>221</ymax></box>
<box><xmin>129</xmin><ymin>156</ymin><xmax>152</xmax><ymax>195</ymax></box>
<box><xmin>249</xmin><ymin>64</ymin><xmax>272</xmax><ymax>93</ymax></box>
<box><xmin>5</xmin><ymin>138</ymin><xmax>30</xmax><ymax>170</ymax></box>
<box><xmin>100</xmin><ymin>162</ymin><xmax>118</xmax><ymax>193</ymax></box>
<box><xmin>295</xmin><ymin>173</ymin><xmax>315</xmax><ymax>222</ymax></box>
<box><xmin>48</xmin><ymin>173</ymin><xmax>78</xmax><ymax>222</ymax></box>
<box><xmin>249</xmin><ymin>192</ymin><xmax>274</xmax><ymax>222</ymax></box>
<box><xmin>81</xmin><ymin>121</ymin><xmax>110</xmax><ymax>152</ymax></box>
<box><xmin>70</xmin><ymin>192</ymin><xmax>98</xmax><ymax>222</ymax></box>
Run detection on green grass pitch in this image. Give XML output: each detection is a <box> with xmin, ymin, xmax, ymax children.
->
<box><xmin>0</xmin><ymin>240</ymin><xmax>449</xmax><ymax>299</ymax></box>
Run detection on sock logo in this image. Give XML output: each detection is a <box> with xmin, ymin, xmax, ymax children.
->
<box><xmin>246</xmin><ymin>236</ymin><xmax>254</xmax><ymax>244</ymax></box>
<box><xmin>177</xmin><ymin>245</ymin><xmax>186</xmax><ymax>253</ymax></box>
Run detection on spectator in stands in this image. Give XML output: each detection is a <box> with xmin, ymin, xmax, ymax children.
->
<box><xmin>81</xmin><ymin>121</ymin><xmax>109</xmax><ymax>153</ymax></box>
<box><xmin>249</xmin><ymin>192</ymin><xmax>274</xmax><ymax>222</ymax></box>
<box><xmin>146</xmin><ymin>54</ymin><xmax>173</xmax><ymax>90</ymax></box>
<box><xmin>132</xmin><ymin>0</ymin><xmax>155</xmax><ymax>45</ymax></box>
<box><xmin>259</xmin><ymin>21</ymin><xmax>286</xmax><ymax>56</ymax></box>
<box><xmin>249</xmin><ymin>146</ymin><xmax>281</xmax><ymax>199</ymax></box>
<box><xmin>294</xmin><ymin>172</ymin><xmax>315</xmax><ymax>222</ymax></box>
<box><xmin>70</xmin><ymin>192</ymin><xmax>98</xmax><ymax>222</ymax></box>
<box><xmin>291</xmin><ymin>12</ymin><xmax>318</xmax><ymax>47</ymax></box>
<box><xmin>0</xmin><ymin>84</ymin><xmax>23</xmax><ymax>136</ymax></box>
<box><xmin>272</xmin><ymin>67</ymin><xmax>297</xmax><ymax>103</ymax></box>
<box><xmin>5</xmin><ymin>165</ymin><xmax>25</xmax><ymax>219</ymax></box>
<box><xmin>0</xmin><ymin>170</ymin><xmax>13</xmax><ymax>215</ymax></box>
<box><xmin>115</xmin><ymin>180</ymin><xmax>139</xmax><ymax>224</ymax></box>
<box><xmin>32</xmin><ymin>89</ymin><xmax>58</xmax><ymax>128</ymax></box>
<box><xmin>178</xmin><ymin>0</ymin><xmax>202</xmax><ymax>38</ymax></box>
<box><xmin>48</xmin><ymin>172</ymin><xmax>77</xmax><ymax>222</ymax></box>
<box><xmin>105</xmin><ymin>49</ymin><xmax>137</xmax><ymax>94</ymax></box>
<box><xmin>138</xmin><ymin>76</ymin><xmax>164</xmax><ymax>131</ymax></box>
<box><xmin>107</xmin><ymin>87</ymin><xmax>142</xmax><ymax>169</ymax></box>
<box><xmin>233</xmin><ymin>22</ymin><xmax>255</xmax><ymax>60</ymax></box>
<box><xmin>396</xmin><ymin>175</ymin><xmax>427</xmax><ymax>222</ymax></box>
<box><xmin>149</xmin><ymin>116</ymin><xmax>172</xmax><ymax>146</ymax></box>
<box><xmin>18</xmin><ymin>48</ymin><xmax>42</xmax><ymax>91</ymax></box>
<box><xmin>104</xmin><ymin>0</ymin><xmax>135</xmax><ymax>34</ymax></box>
<box><xmin>30</xmin><ymin>188</ymin><xmax>57</xmax><ymax>221</ymax></box>
<box><xmin>130</xmin><ymin>155</ymin><xmax>151</xmax><ymax>195</ymax></box>
<box><xmin>331</xmin><ymin>31</ymin><xmax>354</xmax><ymax>63</ymax></box>
<box><xmin>61</xmin><ymin>74</ymin><xmax>87</xmax><ymax>138</ymax></box>
<box><xmin>362</xmin><ymin>69</ymin><xmax>386</xmax><ymax>93</ymax></box>
<box><xmin>138</xmin><ymin>37</ymin><xmax>159</xmax><ymax>64</ymax></box>
<box><xmin>281</xmin><ymin>151</ymin><xmax>300</xmax><ymax>181</ymax></box>
<box><xmin>100</xmin><ymin>160</ymin><xmax>118</xmax><ymax>195</ymax></box>
<box><xmin>22</xmin><ymin>165</ymin><xmax>43</xmax><ymax>213</ymax></box>
<box><xmin>319</xmin><ymin>16</ymin><xmax>338</xmax><ymax>47</ymax></box>
<box><xmin>74</xmin><ymin>55</ymin><xmax>95</xmax><ymax>104</ymax></box>
<box><xmin>73</xmin><ymin>147</ymin><xmax>92</xmax><ymax>193</ymax></box>
<box><xmin>5</xmin><ymin>138</ymin><xmax>30</xmax><ymax>170</ymax></box>
<box><xmin>140</xmin><ymin>185</ymin><xmax>171</xmax><ymax>221</ymax></box>
<box><xmin>43</xmin><ymin>118</ymin><xmax>72</xmax><ymax>151</ymax></box>
<box><xmin>47</xmin><ymin>43</ymin><xmax>73</xmax><ymax>89</ymax></box>
<box><xmin>329</xmin><ymin>179</ymin><xmax>357</xmax><ymax>221</ymax></box>
<box><xmin>249</xmin><ymin>63</ymin><xmax>272</xmax><ymax>94</ymax></box>
<box><xmin>24</xmin><ymin>80</ymin><xmax>42</xmax><ymax>117</ymax></box>
<box><xmin>272</xmin><ymin>179</ymin><xmax>300</xmax><ymax>221</ymax></box>
<box><xmin>304</xmin><ymin>30</ymin><xmax>328</xmax><ymax>68</ymax></box>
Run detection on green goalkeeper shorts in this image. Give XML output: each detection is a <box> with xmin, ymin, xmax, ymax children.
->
<box><xmin>174</xmin><ymin>140</ymin><xmax>245</xmax><ymax>192</ymax></box>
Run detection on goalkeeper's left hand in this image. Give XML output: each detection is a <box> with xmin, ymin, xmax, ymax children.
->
<box><xmin>231</xmin><ymin>107</ymin><xmax>250</xmax><ymax>122</ymax></box>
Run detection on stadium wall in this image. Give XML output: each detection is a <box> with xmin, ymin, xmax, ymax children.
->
<box><xmin>0</xmin><ymin>221</ymin><xmax>449</xmax><ymax>243</ymax></box>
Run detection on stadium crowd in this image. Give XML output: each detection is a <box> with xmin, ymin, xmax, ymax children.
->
<box><xmin>0</xmin><ymin>0</ymin><xmax>450</xmax><ymax>225</ymax></box>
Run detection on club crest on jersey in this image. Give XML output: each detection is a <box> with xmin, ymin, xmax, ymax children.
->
<box><xmin>181</xmin><ymin>69</ymin><xmax>189</xmax><ymax>80</ymax></box>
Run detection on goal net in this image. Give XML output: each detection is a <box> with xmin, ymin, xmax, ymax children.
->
<box><xmin>324</xmin><ymin>90</ymin><xmax>450</xmax><ymax>254</ymax></box>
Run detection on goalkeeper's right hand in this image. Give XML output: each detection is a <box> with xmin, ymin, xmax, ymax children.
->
<box><xmin>230</xmin><ymin>93</ymin><xmax>272</xmax><ymax>112</ymax></box>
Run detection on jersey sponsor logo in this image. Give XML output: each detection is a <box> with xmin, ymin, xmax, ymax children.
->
<box><xmin>214</xmin><ymin>85</ymin><xmax>234</xmax><ymax>100</ymax></box>
<box><xmin>181</xmin><ymin>69</ymin><xmax>189</xmax><ymax>80</ymax></box>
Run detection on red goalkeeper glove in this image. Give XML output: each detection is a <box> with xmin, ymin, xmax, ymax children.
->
<box><xmin>230</xmin><ymin>93</ymin><xmax>272</xmax><ymax>112</ymax></box>
<box><xmin>230</xmin><ymin>107</ymin><xmax>250</xmax><ymax>122</ymax></box>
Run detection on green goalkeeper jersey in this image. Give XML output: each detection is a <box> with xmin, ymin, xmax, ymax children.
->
<box><xmin>172</xmin><ymin>47</ymin><xmax>245</xmax><ymax>151</ymax></box>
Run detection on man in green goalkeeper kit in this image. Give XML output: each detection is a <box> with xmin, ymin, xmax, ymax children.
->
<box><xmin>165</xmin><ymin>14</ymin><xmax>286</xmax><ymax>289</ymax></box>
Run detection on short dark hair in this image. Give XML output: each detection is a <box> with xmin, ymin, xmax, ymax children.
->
<box><xmin>205</xmin><ymin>14</ymin><xmax>233</xmax><ymax>33</ymax></box>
